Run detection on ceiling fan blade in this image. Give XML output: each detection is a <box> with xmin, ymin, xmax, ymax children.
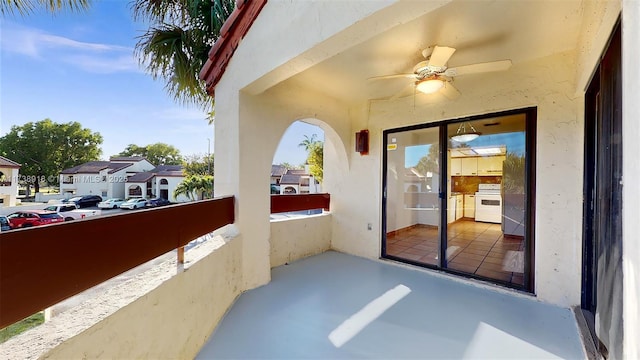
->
<box><xmin>368</xmin><ymin>74</ymin><xmax>417</xmax><ymax>81</ymax></box>
<box><xmin>389</xmin><ymin>83</ymin><xmax>415</xmax><ymax>100</ymax></box>
<box><xmin>428</xmin><ymin>46</ymin><xmax>456</xmax><ymax>68</ymax></box>
<box><xmin>440</xmin><ymin>82</ymin><xmax>461</xmax><ymax>100</ymax></box>
<box><xmin>444</xmin><ymin>60</ymin><xmax>512</xmax><ymax>77</ymax></box>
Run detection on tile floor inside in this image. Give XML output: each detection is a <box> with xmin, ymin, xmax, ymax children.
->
<box><xmin>386</xmin><ymin>219</ymin><xmax>525</xmax><ymax>286</ymax></box>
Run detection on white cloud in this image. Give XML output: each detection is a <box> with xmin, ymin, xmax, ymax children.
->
<box><xmin>38</xmin><ymin>33</ymin><xmax>131</xmax><ymax>53</ymax></box>
<box><xmin>0</xmin><ymin>23</ymin><xmax>137</xmax><ymax>74</ymax></box>
<box><xmin>61</xmin><ymin>54</ymin><xmax>140</xmax><ymax>73</ymax></box>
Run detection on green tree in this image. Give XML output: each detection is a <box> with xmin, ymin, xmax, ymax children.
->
<box><xmin>132</xmin><ymin>0</ymin><xmax>235</xmax><ymax>109</ymax></box>
<box><xmin>307</xmin><ymin>142</ymin><xmax>323</xmax><ymax>183</ymax></box>
<box><xmin>174</xmin><ymin>174</ymin><xmax>213</xmax><ymax>200</ymax></box>
<box><xmin>116</xmin><ymin>143</ymin><xmax>182</xmax><ymax>165</ymax></box>
<box><xmin>298</xmin><ymin>134</ymin><xmax>319</xmax><ymax>152</ymax></box>
<box><xmin>279</xmin><ymin>162</ymin><xmax>299</xmax><ymax>170</ymax></box>
<box><xmin>183</xmin><ymin>153</ymin><xmax>214</xmax><ymax>176</ymax></box>
<box><xmin>415</xmin><ymin>144</ymin><xmax>439</xmax><ymax>176</ymax></box>
<box><xmin>1</xmin><ymin>0</ymin><xmax>90</xmax><ymax>16</ymax></box>
<box><xmin>298</xmin><ymin>134</ymin><xmax>323</xmax><ymax>183</ymax></box>
<box><xmin>0</xmin><ymin>119</ymin><xmax>103</xmax><ymax>193</ymax></box>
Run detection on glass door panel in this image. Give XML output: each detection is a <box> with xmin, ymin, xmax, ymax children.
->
<box><xmin>383</xmin><ymin>127</ymin><xmax>440</xmax><ymax>266</ymax></box>
<box><xmin>445</xmin><ymin>115</ymin><xmax>527</xmax><ymax>286</ymax></box>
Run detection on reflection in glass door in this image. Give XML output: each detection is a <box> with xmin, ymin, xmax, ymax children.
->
<box><xmin>382</xmin><ymin>109</ymin><xmax>534</xmax><ymax>291</ymax></box>
<box><xmin>445</xmin><ymin>115</ymin><xmax>527</xmax><ymax>287</ymax></box>
<box><xmin>383</xmin><ymin>127</ymin><xmax>440</xmax><ymax>266</ymax></box>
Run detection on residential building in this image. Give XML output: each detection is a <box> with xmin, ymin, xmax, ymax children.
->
<box><xmin>125</xmin><ymin>165</ymin><xmax>189</xmax><ymax>202</ymax></box>
<box><xmin>2</xmin><ymin>1</ymin><xmax>638</xmax><ymax>359</ymax></box>
<box><xmin>0</xmin><ymin>156</ymin><xmax>21</xmax><ymax>207</ymax></box>
<box><xmin>270</xmin><ymin>164</ymin><xmax>286</xmax><ymax>186</ymax></box>
<box><xmin>59</xmin><ymin>157</ymin><xmax>155</xmax><ymax>199</ymax></box>
<box><xmin>279</xmin><ymin>167</ymin><xmax>321</xmax><ymax>194</ymax></box>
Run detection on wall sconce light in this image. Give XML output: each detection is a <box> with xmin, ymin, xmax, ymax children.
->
<box><xmin>356</xmin><ymin>130</ymin><xmax>369</xmax><ymax>155</ymax></box>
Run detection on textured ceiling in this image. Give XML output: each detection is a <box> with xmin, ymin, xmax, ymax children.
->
<box><xmin>285</xmin><ymin>0</ymin><xmax>584</xmax><ymax>104</ymax></box>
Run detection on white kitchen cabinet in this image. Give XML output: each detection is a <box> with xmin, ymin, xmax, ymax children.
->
<box><xmin>461</xmin><ymin>157</ymin><xmax>478</xmax><ymax>175</ymax></box>
<box><xmin>447</xmin><ymin>196</ymin><xmax>456</xmax><ymax>223</ymax></box>
<box><xmin>455</xmin><ymin>195</ymin><xmax>464</xmax><ymax>220</ymax></box>
<box><xmin>464</xmin><ymin>194</ymin><xmax>475</xmax><ymax>218</ymax></box>
<box><xmin>477</xmin><ymin>155</ymin><xmax>506</xmax><ymax>175</ymax></box>
<box><xmin>450</xmin><ymin>158</ymin><xmax>462</xmax><ymax>176</ymax></box>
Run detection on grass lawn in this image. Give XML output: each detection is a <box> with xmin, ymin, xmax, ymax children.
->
<box><xmin>0</xmin><ymin>312</ymin><xmax>44</xmax><ymax>343</ymax></box>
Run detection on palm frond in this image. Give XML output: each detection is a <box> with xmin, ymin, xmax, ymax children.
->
<box><xmin>1</xmin><ymin>0</ymin><xmax>90</xmax><ymax>16</ymax></box>
<box><xmin>132</xmin><ymin>0</ymin><xmax>234</xmax><ymax>109</ymax></box>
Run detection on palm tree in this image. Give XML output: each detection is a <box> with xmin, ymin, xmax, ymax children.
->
<box><xmin>132</xmin><ymin>0</ymin><xmax>235</xmax><ymax>109</ymax></box>
<box><xmin>298</xmin><ymin>134</ymin><xmax>319</xmax><ymax>152</ymax></box>
<box><xmin>298</xmin><ymin>134</ymin><xmax>324</xmax><ymax>183</ymax></box>
<box><xmin>1</xmin><ymin>0</ymin><xmax>90</xmax><ymax>16</ymax></box>
<box><xmin>174</xmin><ymin>174</ymin><xmax>214</xmax><ymax>200</ymax></box>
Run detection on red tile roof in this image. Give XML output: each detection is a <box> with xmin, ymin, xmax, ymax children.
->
<box><xmin>0</xmin><ymin>156</ymin><xmax>21</xmax><ymax>168</ymax></box>
<box><xmin>126</xmin><ymin>172</ymin><xmax>155</xmax><ymax>183</ymax></box>
<box><xmin>199</xmin><ymin>0</ymin><xmax>268</xmax><ymax>96</ymax></box>
<box><xmin>60</xmin><ymin>161</ymin><xmax>133</xmax><ymax>174</ymax></box>
<box><xmin>126</xmin><ymin>165</ymin><xmax>185</xmax><ymax>183</ymax></box>
<box><xmin>152</xmin><ymin>165</ymin><xmax>184</xmax><ymax>177</ymax></box>
<box><xmin>109</xmin><ymin>156</ymin><xmax>148</xmax><ymax>163</ymax></box>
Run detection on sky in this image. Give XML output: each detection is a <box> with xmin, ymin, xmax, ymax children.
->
<box><xmin>0</xmin><ymin>1</ymin><xmax>320</xmax><ymax>166</ymax></box>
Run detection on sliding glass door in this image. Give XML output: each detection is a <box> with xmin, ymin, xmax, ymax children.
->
<box><xmin>382</xmin><ymin>109</ymin><xmax>535</xmax><ymax>291</ymax></box>
<box><xmin>383</xmin><ymin>126</ymin><xmax>441</xmax><ymax>266</ymax></box>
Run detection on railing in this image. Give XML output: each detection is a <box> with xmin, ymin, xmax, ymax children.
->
<box><xmin>0</xmin><ymin>196</ymin><xmax>234</xmax><ymax>328</ymax></box>
<box><xmin>270</xmin><ymin>193</ymin><xmax>330</xmax><ymax>214</ymax></box>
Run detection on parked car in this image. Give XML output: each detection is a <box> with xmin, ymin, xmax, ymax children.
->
<box><xmin>64</xmin><ymin>195</ymin><xmax>103</xmax><ymax>208</ymax></box>
<box><xmin>145</xmin><ymin>198</ymin><xmax>171</xmax><ymax>208</ymax></box>
<box><xmin>0</xmin><ymin>216</ymin><xmax>10</xmax><ymax>232</ymax></box>
<box><xmin>6</xmin><ymin>210</ymin><xmax>64</xmax><ymax>229</ymax></box>
<box><xmin>98</xmin><ymin>198</ymin><xmax>126</xmax><ymax>209</ymax></box>
<box><xmin>43</xmin><ymin>204</ymin><xmax>101</xmax><ymax>221</ymax></box>
<box><xmin>120</xmin><ymin>198</ymin><xmax>148</xmax><ymax>210</ymax></box>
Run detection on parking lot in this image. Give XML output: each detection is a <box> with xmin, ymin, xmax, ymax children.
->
<box><xmin>0</xmin><ymin>202</ymin><xmax>141</xmax><ymax>218</ymax></box>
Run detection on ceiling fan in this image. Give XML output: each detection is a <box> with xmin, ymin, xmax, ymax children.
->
<box><xmin>368</xmin><ymin>46</ymin><xmax>512</xmax><ymax>100</ymax></box>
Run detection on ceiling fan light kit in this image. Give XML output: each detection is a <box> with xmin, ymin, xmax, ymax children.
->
<box><xmin>416</xmin><ymin>79</ymin><xmax>444</xmax><ymax>94</ymax></box>
<box><xmin>451</xmin><ymin>122</ymin><xmax>481</xmax><ymax>142</ymax></box>
<box><xmin>368</xmin><ymin>45</ymin><xmax>512</xmax><ymax>100</ymax></box>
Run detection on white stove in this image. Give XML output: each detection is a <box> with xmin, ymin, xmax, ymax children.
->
<box><xmin>475</xmin><ymin>184</ymin><xmax>502</xmax><ymax>223</ymax></box>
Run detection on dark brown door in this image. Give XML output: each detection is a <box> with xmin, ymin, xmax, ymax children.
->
<box><xmin>582</xmin><ymin>20</ymin><xmax>622</xmax><ymax>359</ymax></box>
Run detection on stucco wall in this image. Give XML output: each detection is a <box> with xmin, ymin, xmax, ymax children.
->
<box><xmin>42</xmin><ymin>238</ymin><xmax>242</xmax><ymax>360</ymax></box>
<box><xmin>362</xmin><ymin>51</ymin><xmax>584</xmax><ymax>307</ymax></box>
<box><xmin>230</xmin><ymin>51</ymin><xmax>585</xmax><ymax>307</ymax></box>
<box><xmin>156</xmin><ymin>176</ymin><xmax>189</xmax><ymax>202</ymax></box>
<box><xmin>59</xmin><ymin>168</ymin><xmax>129</xmax><ymax>198</ymax></box>
<box><xmin>270</xmin><ymin>214</ymin><xmax>332</xmax><ymax>268</ymax></box>
<box><xmin>212</xmin><ymin>0</ymin><xmax>628</xmax><ymax>311</ymax></box>
<box><xmin>0</xmin><ymin>168</ymin><xmax>20</xmax><ymax>206</ymax></box>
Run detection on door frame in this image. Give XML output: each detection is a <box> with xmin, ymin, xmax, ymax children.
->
<box><xmin>381</xmin><ymin>106</ymin><xmax>537</xmax><ymax>292</ymax></box>
<box><xmin>581</xmin><ymin>19</ymin><xmax>623</xmax><ymax>358</ymax></box>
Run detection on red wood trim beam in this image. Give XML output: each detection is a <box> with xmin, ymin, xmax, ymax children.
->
<box><xmin>271</xmin><ymin>194</ymin><xmax>331</xmax><ymax>214</ymax></box>
<box><xmin>199</xmin><ymin>0</ymin><xmax>268</xmax><ymax>96</ymax></box>
<box><xmin>0</xmin><ymin>197</ymin><xmax>234</xmax><ymax>328</ymax></box>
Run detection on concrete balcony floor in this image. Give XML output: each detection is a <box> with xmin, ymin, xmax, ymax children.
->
<box><xmin>197</xmin><ymin>251</ymin><xmax>585</xmax><ymax>359</ymax></box>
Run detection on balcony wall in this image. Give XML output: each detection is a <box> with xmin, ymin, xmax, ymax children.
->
<box><xmin>40</xmin><ymin>235</ymin><xmax>242</xmax><ymax>359</ymax></box>
<box><xmin>270</xmin><ymin>213</ymin><xmax>332</xmax><ymax>268</ymax></box>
